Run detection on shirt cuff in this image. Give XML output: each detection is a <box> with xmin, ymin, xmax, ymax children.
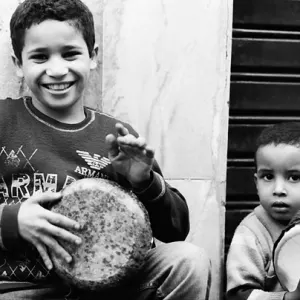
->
<box><xmin>132</xmin><ymin>171</ymin><xmax>166</xmax><ymax>202</ymax></box>
<box><xmin>248</xmin><ymin>290</ymin><xmax>287</xmax><ymax>300</ymax></box>
<box><xmin>1</xmin><ymin>203</ymin><xmax>22</xmax><ymax>250</ymax></box>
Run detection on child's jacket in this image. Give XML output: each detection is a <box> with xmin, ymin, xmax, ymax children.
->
<box><xmin>226</xmin><ymin>205</ymin><xmax>287</xmax><ymax>300</ymax></box>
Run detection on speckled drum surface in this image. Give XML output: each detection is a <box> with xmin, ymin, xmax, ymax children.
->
<box><xmin>50</xmin><ymin>178</ymin><xmax>153</xmax><ymax>291</ymax></box>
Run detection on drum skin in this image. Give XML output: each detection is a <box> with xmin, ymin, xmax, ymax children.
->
<box><xmin>50</xmin><ymin>178</ymin><xmax>153</xmax><ymax>291</ymax></box>
<box><xmin>273</xmin><ymin>227</ymin><xmax>300</xmax><ymax>291</ymax></box>
<box><xmin>273</xmin><ymin>212</ymin><xmax>300</xmax><ymax>292</ymax></box>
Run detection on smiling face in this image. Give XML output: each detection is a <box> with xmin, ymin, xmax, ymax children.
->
<box><xmin>255</xmin><ymin>143</ymin><xmax>300</xmax><ymax>224</ymax></box>
<box><xmin>14</xmin><ymin>19</ymin><xmax>97</xmax><ymax>123</ymax></box>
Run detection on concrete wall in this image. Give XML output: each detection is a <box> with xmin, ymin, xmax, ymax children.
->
<box><xmin>0</xmin><ymin>1</ymin><xmax>233</xmax><ymax>298</ymax></box>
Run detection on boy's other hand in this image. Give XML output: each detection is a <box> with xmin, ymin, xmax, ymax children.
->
<box><xmin>18</xmin><ymin>191</ymin><xmax>82</xmax><ymax>270</ymax></box>
<box><xmin>284</xmin><ymin>279</ymin><xmax>300</xmax><ymax>300</ymax></box>
<box><xmin>105</xmin><ymin>123</ymin><xmax>155</xmax><ymax>188</ymax></box>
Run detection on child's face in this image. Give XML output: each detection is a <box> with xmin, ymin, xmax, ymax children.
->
<box><xmin>15</xmin><ymin>19</ymin><xmax>97</xmax><ymax>119</ymax></box>
<box><xmin>255</xmin><ymin>143</ymin><xmax>300</xmax><ymax>224</ymax></box>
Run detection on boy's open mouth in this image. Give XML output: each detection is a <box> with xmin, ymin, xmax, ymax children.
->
<box><xmin>41</xmin><ymin>82</ymin><xmax>75</xmax><ymax>91</ymax></box>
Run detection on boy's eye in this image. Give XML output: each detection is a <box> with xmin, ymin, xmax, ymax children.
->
<box><xmin>289</xmin><ymin>175</ymin><xmax>300</xmax><ymax>182</ymax></box>
<box><xmin>63</xmin><ymin>51</ymin><xmax>80</xmax><ymax>59</ymax></box>
<box><xmin>262</xmin><ymin>174</ymin><xmax>273</xmax><ymax>181</ymax></box>
<box><xmin>30</xmin><ymin>54</ymin><xmax>48</xmax><ymax>62</ymax></box>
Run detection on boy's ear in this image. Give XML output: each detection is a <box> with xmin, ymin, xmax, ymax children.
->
<box><xmin>90</xmin><ymin>44</ymin><xmax>99</xmax><ymax>70</ymax></box>
<box><xmin>254</xmin><ymin>173</ymin><xmax>258</xmax><ymax>189</ymax></box>
<box><xmin>11</xmin><ymin>54</ymin><xmax>24</xmax><ymax>78</ymax></box>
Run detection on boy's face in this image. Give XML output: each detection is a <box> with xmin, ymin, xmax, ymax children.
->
<box><xmin>14</xmin><ymin>19</ymin><xmax>97</xmax><ymax>119</ymax></box>
<box><xmin>255</xmin><ymin>143</ymin><xmax>300</xmax><ymax>224</ymax></box>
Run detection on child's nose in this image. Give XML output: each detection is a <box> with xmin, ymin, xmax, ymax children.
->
<box><xmin>273</xmin><ymin>179</ymin><xmax>287</xmax><ymax>196</ymax></box>
<box><xmin>46</xmin><ymin>58</ymin><xmax>68</xmax><ymax>77</ymax></box>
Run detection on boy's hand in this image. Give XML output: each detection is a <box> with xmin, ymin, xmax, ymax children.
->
<box><xmin>18</xmin><ymin>191</ymin><xmax>82</xmax><ymax>270</ymax></box>
<box><xmin>105</xmin><ymin>123</ymin><xmax>155</xmax><ymax>188</ymax></box>
<box><xmin>284</xmin><ymin>279</ymin><xmax>300</xmax><ymax>300</ymax></box>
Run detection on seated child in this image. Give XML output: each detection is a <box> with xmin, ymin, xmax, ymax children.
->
<box><xmin>226</xmin><ymin>121</ymin><xmax>300</xmax><ymax>300</ymax></box>
<box><xmin>0</xmin><ymin>0</ymin><xmax>212</xmax><ymax>299</ymax></box>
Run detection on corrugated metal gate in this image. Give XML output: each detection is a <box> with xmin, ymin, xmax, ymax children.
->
<box><xmin>225</xmin><ymin>0</ymin><xmax>300</xmax><ymax>295</ymax></box>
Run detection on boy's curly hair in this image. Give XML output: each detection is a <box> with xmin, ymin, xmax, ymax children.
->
<box><xmin>254</xmin><ymin>122</ymin><xmax>300</xmax><ymax>168</ymax></box>
<box><xmin>256</xmin><ymin>122</ymin><xmax>300</xmax><ymax>150</ymax></box>
<box><xmin>10</xmin><ymin>0</ymin><xmax>95</xmax><ymax>63</ymax></box>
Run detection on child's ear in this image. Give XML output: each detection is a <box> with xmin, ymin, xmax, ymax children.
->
<box><xmin>90</xmin><ymin>44</ymin><xmax>99</xmax><ymax>70</ymax></box>
<box><xmin>11</xmin><ymin>54</ymin><xmax>24</xmax><ymax>78</ymax></box>
<box><xmin>254</xmin><ymin>173</ymin><xmax>258</xmax><ymax>189</ymax></box>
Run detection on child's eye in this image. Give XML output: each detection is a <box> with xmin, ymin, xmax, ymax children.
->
<box><xmin>289</xmin><ymin>175</ymin><xmax>300</xmax><ymax>182</ymax></box>
<box><xmin>30</xmin><ymin>54</ymin><xmax>48</xmax><ymax>62</ymax></box>
<box><xmin>262</xmin><ymin>174</ymin><xmax>273</xmax><ymax>181</ymax></box>
<box><xmin>63</xmin><ymin>51</ymin><xmax>80</xmax><ymax>59</ymax></box>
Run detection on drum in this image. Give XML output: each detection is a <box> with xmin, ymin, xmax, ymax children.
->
<box><xmin>49</xmin><ymin>178</ymin><xmax>153</xmax><ymax>291</ymax></box>
<box><xmin>273</xmin><ymin>211</ymin><xmax>300</xmax><ymax>291</ymax></box>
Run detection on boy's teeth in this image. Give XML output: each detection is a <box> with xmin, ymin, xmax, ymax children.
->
<box><xmin>45</xmin><ymin>83</ymin><xmax>72</xmax><ymax>90</ymax></box>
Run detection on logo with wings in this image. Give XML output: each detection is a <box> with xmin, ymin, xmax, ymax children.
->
<box><xmin>76</xmin><ymin>150</ymin><xmax>111</xmax><ymax>170</ymax></box>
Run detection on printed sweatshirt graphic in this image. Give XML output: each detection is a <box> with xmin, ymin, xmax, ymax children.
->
<box><xmin>0</xmin><ymin>97</ymin><xmax>189</xmax><ymax>288</ymax></box>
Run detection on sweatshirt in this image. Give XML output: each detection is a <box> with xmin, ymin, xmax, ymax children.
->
<box><xmin>226</xmin><ymin>205</ymin><xmax>287</xmax><ymax>300</ymax></box>
<box><xmin>0</xmin><ymin>97</ymin><xmax>189</xmax><ymax>290</ymax></box>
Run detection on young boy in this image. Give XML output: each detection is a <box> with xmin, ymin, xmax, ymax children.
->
<box><xmin>0</xmin><ymin>0</ymin><xmax>212</xmax><ymax>299</ymax></box>
<box><xmin>226</xmin><ymin>122</ymin><xmax>300</xmax><ymax>300</ymax></box>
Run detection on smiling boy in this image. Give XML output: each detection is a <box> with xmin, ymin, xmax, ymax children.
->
<box><xmin>16</xmin><ymin>19</ymin><xmax>95</xmax><ymax>122</ymax></box>
<box><xmin>0</xmin><ymin>0</ymin><xmax>211</xmax><ymax>299</ymax></box>
<box><xmin>226</xmin><ymin>122</ymin><xmax>300</xmax><ymax>300</ymax></box>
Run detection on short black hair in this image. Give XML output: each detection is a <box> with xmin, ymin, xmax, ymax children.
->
<box><xmin>256</xmin><ymin>122</ymin><xmax>300</xmax><ymax>149</ymax></box>
<box><xmin>255</xmin><ymin>122</ymin><xmax>300</xmax><ymax>164</ymax></box>
<box><xmin>10</xmin><ymin>0</ymin><xmax>95</xmax><ymax>63</ymax></box>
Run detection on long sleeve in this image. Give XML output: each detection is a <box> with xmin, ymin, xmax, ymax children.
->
<box><xmin>0</xmin><ymin>202</ymin><xmax>22</xmax><ymax>251</ymax></box>
<box><xmin>226</xmin><ymin>224</ymin><xmax>286</xmax><ymax>300</ymax></box>
<box><xmin>0</xmin><ymin>203</ymin><xmax>6</xmax><ymax>250</ymax></box>
<box><xmin>132</xmin><ymin>160</ymin><xmax>189</xmax><ymax>242</ymax></box>
<box><xmin>110</xmin><ymin>121</ymin><xmax>190</xmax><ymax>243</ymax></box>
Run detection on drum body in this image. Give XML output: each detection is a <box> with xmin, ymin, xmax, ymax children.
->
<box><xmin>50</xmin><ymin>178</ymin><xmax>153</xmax><ymax>291</ymax></box>
<box><xmin>273</xmin><ymin>221</ymin><xmax>300</xmax><ymax>291</ymax></box>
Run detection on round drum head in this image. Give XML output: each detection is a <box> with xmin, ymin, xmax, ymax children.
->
<box><xmin>273</xmin><ymin>225</ymin><xmax>300</xmax><ymax>291</ymax></box>
<box><xmin>50</xmin><ymin>178</ymin><xmax>153</xmax><ymax>291</ymax></box>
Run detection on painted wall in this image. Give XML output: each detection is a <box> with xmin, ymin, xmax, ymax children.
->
<box><xmin>0</xmin><ymin>1</ymin><xmax>233</xmax><ymax>298</ymax></box>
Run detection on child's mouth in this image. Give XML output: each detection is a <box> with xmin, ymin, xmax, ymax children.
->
<box><xmin>272</xmin><ymin>202</ymin><xmax>289</xmax><ymax>208</ymax></box>
<box><xmin>42</xmin><ymin>82</ymin><xmax>75</xmax><ymax>91</ymax></box>
<box><xmin>272</xmin><ymin>202</ymin><xmax>289</xmax><ymax>212</ymax></box>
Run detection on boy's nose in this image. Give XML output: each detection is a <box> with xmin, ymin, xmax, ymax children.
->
<box><xmin>46</xmin><ymin>59</ymin><xmax>68</xmax><ymax>77</ymax></box>
<box><xmin>273</xmin><ymin>180</ymin><xmax>287</xmax><ymax>196</ymax></box>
